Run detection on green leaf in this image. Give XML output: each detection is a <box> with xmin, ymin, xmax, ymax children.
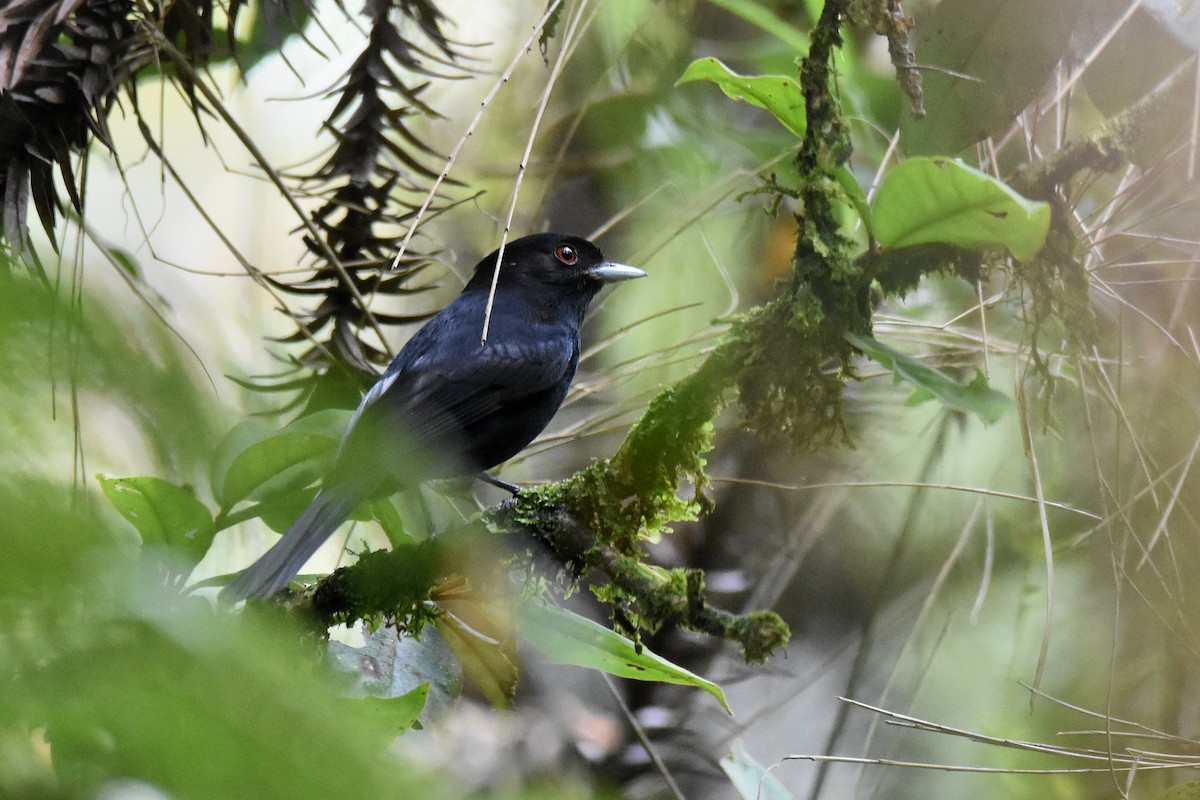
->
<box><xmin>846</xmin><ymin>332</ymin><xmax>1011</xmax><ymax>424</ymax></box>
<box><xmin>872</xmin><ymin>157</ymin><xmax>1050</xmax><ymax>260</ymax></box>
<box><xmin>517</xmin><ymin>600</ymin><xmax>731</xmax><ymax>713</ymax></box>
<box><xmin>371</xmin><ymin>497</ymin><xmax>415</xmax><ymax>547</ymax></box>
<box><xmin>108</xmin><ymin>245</ymin><xmax>142</xmax><ymax>280</ymax></box>
<box><xmin>211</xmin><ymin>419</ymin><xmax>271</xmax><ymax>505</ymax></box>
<box><xmin>215</xmin><ymin>409</ymin><xmax>349</xmax><ymax>509</ymax></box>
<box><xmin>221</xmin><ymin>433</ymin><xmax>332</xmax><ymax>508</ymax></box>
<box><xmin>900</xmin><ymin>0</ymin><xmax>1085</xmax><ymax>155</ymax></box>
<box><xmin>720</xmin><ymin>740</ymin><xmax>793</xmax><ymax>800</ymax></box>
<box><xmin>676</xmin><ymin>57</ymin><xmax>806</xmax><ymax>139</ymax></box>
<box><xmin>23</xmin><ymin>587</ymin><xmax>439</xmax><ymax>799</ymax></box>
<box><xmin>351</xmin><ymin>684</ymin><xmax>429</xmax><ymax>735</ymax></box>
<box><xmin>834</xmin><ymin>165</ymin><xmax>873</xmax><ymax>239</ymax></box>
<box><xmin>239</xmin><ymin>487</ymin><xmax>378</xmax><ymax>535</ymax></box>
<box><xmin>255</xmin><ymin>488</ymin><xmax>320</xmax><ymax>533</ymax></box>
<box><xmin>98</xmin><ymin>476</ymin><xmax>215</xmax><ymax>568</ymax></box>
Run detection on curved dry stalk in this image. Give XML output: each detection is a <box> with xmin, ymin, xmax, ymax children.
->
<box><xmin>710</xmin><ymin>477</ymin><xmax>1101</xmax><ymax>521</ymax></box>
<box><xmin>801</xmin><ymin>696</ymin><xmax>1200</xmax><ymax>770</ymax></box>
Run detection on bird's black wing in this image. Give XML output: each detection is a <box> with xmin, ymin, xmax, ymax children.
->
<box><xmin>368</xmin><ymin>337</ymin><xmax>572</xmax><ymax>430</ymax></box>
<box><xmin>337</xmin><ymin>335</ymin><xmax>577</xmax><ymax>478</ymax></box>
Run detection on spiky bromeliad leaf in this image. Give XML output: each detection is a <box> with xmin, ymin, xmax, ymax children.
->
<box><xmin>265</xmin><ymin>0</ymin><xmax>468</xmax><ymax>407</ymax></box>
<box><xmin>0</xmin><ymin>0</ymin><xmax>322</xmax><ymax>253</ymax></box>
<box><xmin>0</xmin><ymin>0</ymin><xmax>134</xmax><ymax>252</ymax></box>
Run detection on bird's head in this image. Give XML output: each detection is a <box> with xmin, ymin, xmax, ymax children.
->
<box><xmin>468</xmin><ymin>233</ymin><xmax>646</xmax><ymax>306</ymax></box>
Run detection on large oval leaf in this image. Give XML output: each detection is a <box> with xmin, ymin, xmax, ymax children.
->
<box><xmin>900</xmin><ymin>0</ymin><xmax>1083</xmax><ymax>155</ymax></box>
<box><xmin>210</xmin><ymin>418</ymin><xmax>272</xmax><ymax>505</ymax></box>
<box><xmin>214</xmin><ymin>409</ymin><xmax>349</xmax><ymax>509</ymax></box>
<box><xmin>676</xmin><ymin>57</ymin><xmax>806</xmax><ymax>139</ymax></box>
<box><xmin>220</xmin><ymin>433</ymin><xmax>335</xmax><ymax>509</ymax></box>
<box><xmin>518</xmin><ymin>600</ymin><xmax>731</xmax><ymax>713</ymax></box>
<box><xmin>872</xmin><ymin>157</ymin><xmax>1050</xmax><ymax>261</ymax></box>
<box><xmin>98</xmin><ymin>475</ymin><xmax>215</xmax><ymax>569</ymax></box>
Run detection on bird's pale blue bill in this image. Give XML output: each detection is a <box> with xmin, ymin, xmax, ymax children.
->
<box><xmin>589</xmin><ymin>262</ymin><xmax>646</xmax><ymax>283</ymax></box>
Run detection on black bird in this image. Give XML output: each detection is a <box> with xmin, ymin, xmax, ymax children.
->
<box><xmin>223</xmin><ymin>233</ymin><xmax>645</xmax><ymax>600</ymax></box>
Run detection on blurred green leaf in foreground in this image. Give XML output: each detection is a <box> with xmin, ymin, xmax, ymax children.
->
<box><xmin>0</xmin><ymin>275</ymin><xmax>443</xmax><ymax>800</ymax></box>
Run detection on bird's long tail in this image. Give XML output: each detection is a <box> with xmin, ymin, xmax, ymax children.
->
<box><xmin>221</xmin><ymin>487</ymin><xmax>361</xmax><ymax>601</ymax></box>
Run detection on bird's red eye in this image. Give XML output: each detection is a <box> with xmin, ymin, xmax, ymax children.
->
<box><xmin>554</xmin><ymin>244</ymin><xmax>579</xmax><ymax>265</ymax></box>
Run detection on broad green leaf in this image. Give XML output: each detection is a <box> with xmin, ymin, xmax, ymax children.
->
<box><xmin>98</xmin><ymin>476</ymin><xmax>215</xmax><ymax>568</ymax></box>
<box><xmin>872</xmin><ymin>157</ymin><xmax>1050</xmax><ymax>260</ymax></box>
<box><xmin>676</xmin><ymin>57</ymin><xmax>806</xmax><ymax>139</ymax></box>
<box><xmin>211</xmin><ymin>419</ymin><xmax>273</xmax><ymax>505</ymax></box>
<box><xmin>221</xmin><ymin>433</ymin><xmax>333</xmax><ymax>508</ymax></box>
<box><xmin>215</xmin><ymin>409</ymin><xmax>349</xmax><ymax>509</ymax></box>
<box><xmin>244</xmin><ymin>487</ymin><xmax>378</xmax><ymax>534</ymax></box>
<box><xmin>254</xmin><ymin>488</ymin><xmax>319</xmax><ymax>533</ymax></box>
<box><xmin>900</xmin><ymin>0</ymin><xmax>1084</xmax><ymax>154</ymax></box>
<box><xmin>517</xmin><ymin>600</ymin><xmax>731</xmax><ymax>713</ymax></box>
<box><xmin>351</xmin><ymin>684</ymin><xmax>429</xmax><ymax>735</ymax></box>
<box><xmin>721</xmin><ymin>740</ymin><xmax>792</xmax><ymax>800</ymax></box>
<box><xmin>847</xmin><ymin>332</ymin><xmax>1011</xmax><ymax>424</ymax></box>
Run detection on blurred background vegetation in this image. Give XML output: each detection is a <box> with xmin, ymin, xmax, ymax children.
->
<box><xmin>3</xmin><ymin>0</ymin><xmax>1200</xmax><ymax>798</ymax></box>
